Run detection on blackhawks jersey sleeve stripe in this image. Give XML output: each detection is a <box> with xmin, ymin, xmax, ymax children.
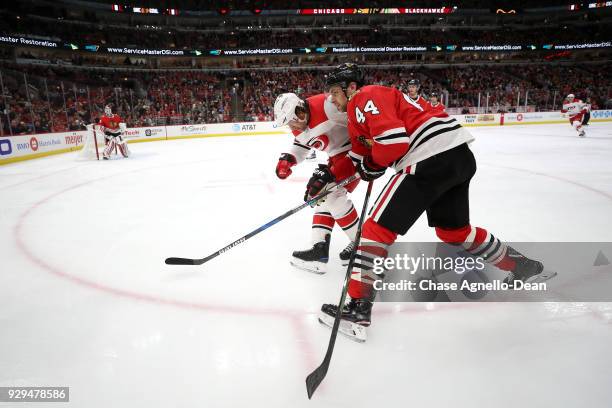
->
<box><xmin>374</xmin><ymin>132</ymin><xmax>410</xmax><ymax>144</ymax></box>
<box><xmin>409</xmin><ymin>117</ymin><xmax>458</xmax><ymax>145</ymax></box>
<box><xmin>373</xmin><ymin>127</ymin><xmax>407</xmax><ymax>139</ymax></box>
<box><xmin>348</xmin><ymin>151</ymin><xmax>364</xmax><ymax>163</ymax></box>
<box><xmin>392</xmin><ymin>116</ymin><xmax>475</xmax><ymax>172</ymax></box>
<box><xmin>410</xmin><ymin>123</ymin><xmax>463</xmax><ymax>153</ymax></box>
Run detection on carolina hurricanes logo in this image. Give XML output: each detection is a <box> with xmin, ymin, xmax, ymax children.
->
<box><xmin>307</xmin><ymin>135</ymin><xmax>329</xmax><ymax>151</ymax></box>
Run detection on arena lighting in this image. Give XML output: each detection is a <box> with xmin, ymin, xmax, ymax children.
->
<box><xmin>219</xmin><ymin>7</ymin><xmax>230</xmax><ymax>15</ymax></box>
<box><xmin>589</xmin><ymin>1</ymin><xmax>612</xmax><ymax>7</ymax></box>
<box><xmin>496</xmin><ymin>9</ymin><xmax>517</xmax><ymax>13</ymax></box>
<box><xmin>133</xmin><ymin>8</ymin><xmax>160</xmax><ymax>14</ymax></box>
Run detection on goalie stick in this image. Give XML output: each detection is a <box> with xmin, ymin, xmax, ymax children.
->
<box><xmin>165</xmin><ymin>174</ymin><xmax>359</xmax><ymax>266</ymax></box>
<box><xmin>305</xmin><ymin>180</ymin><xmax>374</xmax><ymax>399</ymax></box>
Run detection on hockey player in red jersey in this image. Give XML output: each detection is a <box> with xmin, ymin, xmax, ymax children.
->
<box><xmin>98</xmin><ymin>104</ymin><xmax>130</xmax><ymax>159</ymax></box>
<box><xmin>273</xmin><ymin>92</ymin><xmax>360</xmax><ymax>273</ymax></box>
<box><xmin>404</xmin><ymin>78</ymin><xmax>430</xmax><ymax>111</ymax></box>
<box><xmin>427</xmin><ymin>91</ymin><xmax>446</xmax><ymax>115</ymax></box>
<box><xmin>561</xmin><ymin>94</ymin><xmax>587</xmax><ymax>137</ymax></box>
<box><xmin>313</xmin><ymin>63</ymin><xmax>553</xmax><ymax>340</ymax></box>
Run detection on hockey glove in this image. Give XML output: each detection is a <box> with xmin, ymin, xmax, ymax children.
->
<box><xmin>304</xmin><ymin>164</ymin><xmax>335</xmax><ymax>202</ymax></box>
<box><xmin>357</xmin><ymin>156</ymin><xmax>385</xmax><ymax>181</ymax></box>
<box><xmin>275</xmin><ymin>153</ymin><xmax>297</xmax><ymax>179</ymax></box>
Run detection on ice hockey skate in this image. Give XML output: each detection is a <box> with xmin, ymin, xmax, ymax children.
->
<box><xmin>339</xmin><ymin>241</ymin><xmax>356</xmax><ymax>266</ymax></box>
<box><xmin>318</xmin><ymin>298</ymin><xmax>371</xmax><ymax>342</ymax></box>
<box><xmin>503</xmin><ymin>247</ymin><xmax>557</xmax><ymax>287</ymax></box>
<box><xmin>290</xmin><ymin>234</ymin><xmax>330</xmax><ymax>274</ymax></box>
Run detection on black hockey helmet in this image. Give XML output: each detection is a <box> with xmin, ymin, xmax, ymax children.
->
<box><xmin>325</xmin><ymin>63</ymin><xmax>364</xmax><ymax>91</ymax></box>
<box><xmin>430</xmin><ymin>91</ymin><xmax>439</xmax><ymax>98</ymax></box>
<box><xmin>407</xmin><ymin>78</ymin><xmax>420</xmax><ymax>88</ymax></box>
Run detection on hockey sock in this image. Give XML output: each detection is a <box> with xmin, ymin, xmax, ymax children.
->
<box><xmin>334</xmin><ymin>204</ymin><xmax>359</xmax><ymax>241</ymax></box>
<box><xmin>312</xmin><ymin>211</ymin><xmax>335</xmax><ymax>243</ymax></box>
<box><xmin>347</xmin><ymin>219</ymin><xmax>397</xmax><ymax>300</ymax></box>
<box><xmin>436</xmin><ymin>225</ymin><xmax>516</xmax><ymax>271</ymax></box>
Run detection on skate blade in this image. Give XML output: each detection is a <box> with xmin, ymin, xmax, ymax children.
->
<box><xmin>318</xmin><ymin>312</ymin><xmax>367</xmax><ymax>343</ymax></box>
<box><xmin>290</xmin><ymin>259</ymin><xmax>327</xmax><ymax>274</ymax></box>
<box><xmin>526</xmin><ymin>269</ymin><xmax>558</xmax><ymax>284</ymax></box>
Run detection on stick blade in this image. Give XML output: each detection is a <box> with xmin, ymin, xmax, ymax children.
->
<box><xmin>165</xmin><ymin>257</ymin><xmax>199</xmax><ymax>265</ymax></box>
<box><xmin>306</xmin><ymin>362</ymin><xmax>328</xmax><ymax>399</ymax></box>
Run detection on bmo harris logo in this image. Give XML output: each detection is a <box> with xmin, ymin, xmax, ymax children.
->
<box><xmin>16</xmin><ymin>137</ymin><xmax>38</xmax><ymax>152</ymax></box>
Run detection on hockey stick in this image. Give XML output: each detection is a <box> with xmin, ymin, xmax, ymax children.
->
<box><xmin>306</xmin><ymin>180</ymin><xmax>374</xmax><ymax>399</ymax></box>
<box><xmin>165</xmin><ymin>174</ymin><xmax>359</xmax><ymax>266</ymax></box>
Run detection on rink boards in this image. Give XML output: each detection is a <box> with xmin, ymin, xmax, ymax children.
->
<box><xmin>1</xmin><ymin>110</ymin><xmax>611</xmax><ymax>165</ymax></box>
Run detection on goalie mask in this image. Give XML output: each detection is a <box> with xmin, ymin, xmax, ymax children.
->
<box><xmin>274</xmin><ymin>93</ymin><xmax>307</xmax><ymax>128</ymax></box>
<box><xmin>104</xmin><ymin>105</ymin><xmax>113</xmax><ymax>116</ymax></box>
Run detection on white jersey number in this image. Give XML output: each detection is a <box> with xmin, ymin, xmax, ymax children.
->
<box><xmin>355</xmin><ymin>100</ymin><xmax>380</xmax><ymax>123</ymax></box>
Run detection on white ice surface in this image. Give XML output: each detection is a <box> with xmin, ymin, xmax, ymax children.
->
<box><xmin>1</xmin><ymin>123</ymin><xmax>612</xmax><ymax>407</ymax></box>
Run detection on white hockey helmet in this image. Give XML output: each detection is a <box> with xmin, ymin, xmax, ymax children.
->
<box><xmin>274</xmin><ymin>93</ymin><xmax>306</xmax><ymax>127</ymax></box>
<box><xmin>104</xmin><ymin>104</ymin><xmax>113</xmax><ymax>115</ymax></box>
<box><xmin>566</xmin><ymin>93</ymin><xmax>575</xmax><ymax>99</ymax></box>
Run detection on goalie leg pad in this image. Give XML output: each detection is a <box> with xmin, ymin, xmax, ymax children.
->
<box><xmin>118</xmin><ymin>140</ymin><xmax>130</xmax><ymax>158</ymax></box>
<box><xmin>103</xmin><ymin>138</ymin><xmax>117</xmax><ymax>159</ymax></box>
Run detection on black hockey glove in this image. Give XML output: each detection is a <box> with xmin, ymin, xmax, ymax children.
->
<box><xmin>304</xmin><ymin>164</ymin><xmax>335</xmax><ymax>202</ymax></box>
<box><xmin>357</xmin><ymin>156</ymin><xmax>385</xmax><ymax>181</ymax></box>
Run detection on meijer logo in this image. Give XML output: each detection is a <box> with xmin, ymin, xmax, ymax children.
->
<box><xmin>65</xmin><ymin>135</ymin><xmax>83</xmax><ymax>145</ymax></box>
